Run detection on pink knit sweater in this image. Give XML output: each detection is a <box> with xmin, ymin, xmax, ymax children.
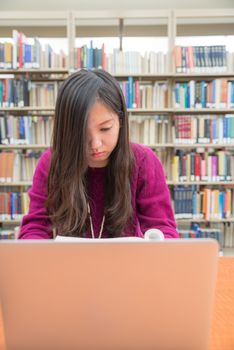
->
<box><xmin>19</xmin><ymin>143</ymin><xmax>179</xmax><ymax>239</ymax></box>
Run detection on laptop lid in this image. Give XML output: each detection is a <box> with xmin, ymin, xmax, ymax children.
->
<box><xmin>0</xmin><ymin>239</ymin><xmax>218</xmax><ymax>350</ymax></box>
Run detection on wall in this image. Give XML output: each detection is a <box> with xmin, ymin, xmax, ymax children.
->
<box><xmin>0</xmin><ymin>0</ymin><xmax>234</xmax><ymax>11</ymax></box>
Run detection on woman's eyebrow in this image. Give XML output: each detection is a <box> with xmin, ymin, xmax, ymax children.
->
<box><xmin>99</xmin><ymin>118</ymin><xmax>114</xmax><ymax>125</ymax></box>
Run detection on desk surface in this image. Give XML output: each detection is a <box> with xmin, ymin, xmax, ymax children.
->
<box><xmin>0</xmin><ymin>257</ymin><xmax>233</xmax><ymax>350</ymax></box>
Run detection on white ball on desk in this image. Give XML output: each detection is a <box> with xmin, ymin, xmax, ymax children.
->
<box><xmin>144</xmin><ymin>228</ymin><xmax>164</xmax><ymax>241</ymax></box>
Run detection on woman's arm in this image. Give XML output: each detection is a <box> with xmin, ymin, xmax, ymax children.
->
<box><xmin>18</xmin><ymin>150</ymin><xmax>53</xmax><ymax>239</ymax></box>
<box><xmin>136</xmin><ymin>146</ymin><xmax>179</xmax><ymax>239</ymax></box>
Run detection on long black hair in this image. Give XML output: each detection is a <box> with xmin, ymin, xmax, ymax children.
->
<box><xmin>46</xmin><ymin>69</ymin><xmax>134</xmax><ymax>236</ymax></box>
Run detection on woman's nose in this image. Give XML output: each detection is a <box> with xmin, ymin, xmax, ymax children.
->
<box><xmin>89</xmin><ymin>136</ymin><xmax>102</xmax><ymax>150</ymax></box>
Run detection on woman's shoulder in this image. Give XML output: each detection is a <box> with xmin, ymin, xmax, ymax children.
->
<box><xmin>35</xmin><ymin>148</ymin><xmax>52</xmax><ymax>175</ymax></box>
<box><xmin>130</xmin><ymin>142</ymin><xmax>158</xmax><ymax>165</ymax></box>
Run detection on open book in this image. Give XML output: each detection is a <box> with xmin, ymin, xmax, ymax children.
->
<box><xmin>54</xmin><ymin>228</ymin><xmax>164</xmax><ymax>242</ymax></box>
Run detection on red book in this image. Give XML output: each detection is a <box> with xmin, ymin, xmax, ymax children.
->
<box><xmin>19</xmin><ymin>32</ymin><xmax>23</xmax><ymax>69</ymax></box>
<box><xmin>195</xmin><ymin>153</ymin><xmax>201</xmax><ymax>181</ymax></box>
<box><xmin>8</xmin><ymin>192</ymin><xmax>11</xmax><ymax>219</ymax></box>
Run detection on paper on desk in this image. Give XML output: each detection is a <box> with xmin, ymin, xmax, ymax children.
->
<box><xmin>54</xmin><ymin>236</ymin><xmax>144</xmax><ymax>242</ymax></box>
<box><xmin>54</xmin><ymin>229</ymin><xmax>164</xmax><ymax>242</ymax></box>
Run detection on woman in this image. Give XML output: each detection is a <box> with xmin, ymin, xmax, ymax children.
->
<box><xmin>19</xmin><ymin>69</ymin><xmax>178</xmax><ymax>239</ymax></box>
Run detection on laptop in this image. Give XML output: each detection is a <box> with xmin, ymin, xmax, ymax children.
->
<box><xmin>0</xmin><ymin>239</ymin><xmax>218</xmax><ymax>350</ymax></box>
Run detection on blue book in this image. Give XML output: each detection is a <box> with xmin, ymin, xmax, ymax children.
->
<box><xmin>223</xmin><ymin>117</ymin><xmax>228</xmax><ymax>143</ymax></box>
<box><xmin>200</xmin><ymin>81</ymin><xmax>206</xmax><ymax>108</ymax></box>
<box><xmin>174</xmin><ymin>83</ymin><xmax>180</xmax><ymax>107</ymax></box>
<box><xmin>19</xmin><ymin>117</ymin><xmax>25</xmax><ymax>140</ymax></box>
<box><xmin>212</xmin><ymin>118</ymin><xmax>216</xmax><ymax>142</ymax></box>
<box><xmin>191</xmin><ymin>223</ymin><xmax>199</xmax><ymax>238</ymax></box>
<box><xmin>24</xmin><ymin>43</ymin><xmax>32</xmax><ymax>68</ymax></box>
<box><xmin>10</xmin><ymin>193</ymin><xmax>15</xmax><ymax>220</ymax></box>
<box><xmin>231</xmin><ymin>81</ymin><xmax>234</xmax><ymax>108</ymax></box>
<box><xmin>128</xmin><ymin>77</ymin><xmax>133</xmax><ymax>108</ymax></box>
<box><xmin>218</xmin><ymin>192</ymin><xmax>224</xmax><ymax>219</ymax></box>
<box><xmin>186</xmin><ymin>84</ymin><xmax>190</xmax><ymax>108</ymax></box>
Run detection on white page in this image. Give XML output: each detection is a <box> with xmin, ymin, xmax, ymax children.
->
<box><xmin>54</xmin><ymin>229</ymin><xmax>164</xmax><ymax>242</ymax></box>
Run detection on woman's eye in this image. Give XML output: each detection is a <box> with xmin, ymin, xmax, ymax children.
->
<box><xmin>100</xmin><ymin>127</ymin><xmax>111</xmax><ymax>132</ymax></box>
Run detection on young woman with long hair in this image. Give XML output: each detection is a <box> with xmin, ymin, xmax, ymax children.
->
<box><xmin>19</xmin><ymin>69</ymin><xmax>178</xmax><ymax>239</ymax></box>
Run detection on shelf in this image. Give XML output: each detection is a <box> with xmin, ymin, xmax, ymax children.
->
<box><xmin>1</xmin><ymin>107</ymin><xmax>234</xmax><ymax>115</ymax></box>
<box><xmin>0</xmin><ymin>107</ymin><xmax>55</xmax><ymax>114</ymax></box>
<box><xmin>0</xmin><ymin>182</ymin><xmax>32</xmax><ymax>186</ymax></box>
<box><xmin>113</xmin><ymin>73</ymin><xmax>174</xmax><ymax>79</ymax></box>
<box><xmin>128</xmin><ymin>108</ymin><xmax>173</xmax><ymax>113</ymax></box>
<box><xmin>0</xmin><ymin>145</ymin><xmax>49</xmax><ymax>150</ymax></box>
<box><xmin>167</xmin><ymin>181</ymin><xmax>234</xmax><ymax>185</ymax></box>
<box><xmin>173</xmin><ymin>108</ymin><xmax>234</xmax><ymax>114</ymax></box>
<box><xmin>0</xmin><ymin>220</ymin><xmax>21</xmax><ymax>225</ymax></box>
<box><xmin>0</xmin><ymin>69</ymin><xmax>69</xmax><ymax>74</ymax></box>
<box><xmin>2</xmin><ymin>143</ymin><xmax>233</xmax><ymax>151</ymax></box>
<box><xmin>174</xmin><ymin>72</ymin><xmax>234</xmax><ymax>79</ymax></box>
<box><xmin>150</xmin><ymin>143</ymin><xmax>234</xmax><ymax>148</ymax></box>
<box><xmin>2</xmin><ymin>71</ymin><xmax>233</xmax><ymax>79</ymax></box>
<box><xmin>176</xmin><ymin>218</ymin><xmax>234</xmax><ymax>223</ymax></box>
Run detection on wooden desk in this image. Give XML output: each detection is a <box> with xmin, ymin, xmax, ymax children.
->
<box><xmin>0</xmin><ymin>257</ymin><xmax>233</xmax><ymax>350</ymax></box>
<box><xmin>209</xmin><ymin>257</ymin><xmax>234</xmax><ymax>350</ymax></box>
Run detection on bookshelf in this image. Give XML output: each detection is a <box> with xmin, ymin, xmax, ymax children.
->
<box><xmin>0</xmin><ymin>9</ymin><xmax>234</xmax><ymax>251</ymax></box>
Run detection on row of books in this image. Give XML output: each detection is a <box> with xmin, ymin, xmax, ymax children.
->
<box><xmin>0</xmin><ymin>115</ymin><xmax>53</xmax><ymax>145</ymax></box>
<box><xmin>173</xmin><ymin>79</ymin><xmax>234</xmax><ymax>109</ymax></box>
<box><xmin>0</xmin><ymin>78</ymin><xmax>61</xmax><ymax>107</ymax></box>
<box><xmin>2</xmin><ymin>76</ymin><xmax>234</xmax><ymax>110</ymax></box>
<box><xmin>0</xmin><ymin>151</ymin><xmax>41</xmax><ymax>182</ymax></box>
<box><xmin>173</xmin><ymin>186</ymin><xmax>233</xmax><ymax>220</ymax></box>
<box><xmin>0</xmin><ymin>76</ymin><xmax>170</xmax><ymax>109</ymax></box>
<box><xmin>2</xmin><ymin>32</ymin><xmax>234</xmax><ymax>74</ymax></box>
<box><xmin>129</xmin><ymin>115</ymin><xmax>172</xmax><ymax>145</ymax></box>
<box><xmin>173</xmin><ymin>45</ymin><xmax>234</xmax><ymax>73</ymax></box>
<box><xmin>0</xmin><ymin>30</ymin><xmax>67</xmax><ymax>69</ymax></box>
<box><xmin>0</xmin><ymin>77</ymin><xmax>29</xmax><ymax>107</ymax></box>
<box><xmin>0</xmin><ymin>191</ymin><xmax>29</xmax><ymax>220</ymax></box>
<box><xmin>173</xmin><ymin>114</ymin><xmax>234</xmax><ymax>144</ymax></box>
<box><xmin>1</xmin><ymin>34</ymin><xmax>167</xmax><ymax>73</ymax></box>
<box><xmin>177</xmin><ymin>222</ymin><xmax>234</xmax><ymax>248</ymax></box>
<box><xmin>0</xmin><ymin>229</ymin><xmax>16</xmax><ymax>239</ymax></box>
<box><xmin>129</xmin><ymin>114</ymin><xmax>234</xmax><ymax>146</ymax></box>
<box><xmin>172</xmin><ymin>150</ymin><xmax>234</xmax><ymax>182</ymax></box>
<box><xmin>72</xmin><ymin>44</ymin><xmax>167</xmax><ymax>75</ymax></box>
<box><xmin>106</xmin><ymin>49</ymin><xmax>168</xmax><ymax>75</ymax></box>
<box><xmin>120</xmin><ymin>78</ymin><xmax>168</xmax><ymax>109</ymax></box>
<box><xmin>178</xmin><ymin>226</ymin><xmax>224</xmax><ymax>249</ymax></box>
<box><xmin>74</xmin><ymin>43</ymin><xmax>105</xmax><ymax>70</ymax></box>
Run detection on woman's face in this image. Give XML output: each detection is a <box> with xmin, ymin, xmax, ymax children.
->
<box><xmin>86</xmin><ymin>101</ymin><xmax>120</xmax><ymax>168</ymax></box>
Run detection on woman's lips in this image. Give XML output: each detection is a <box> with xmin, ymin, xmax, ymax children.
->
<box><xmin>91</xmin><ymin>152</ymin><xmax>105</xmax><ymax>158</ymax></box>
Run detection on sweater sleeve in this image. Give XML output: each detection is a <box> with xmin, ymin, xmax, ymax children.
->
<box><xmin>18</xmin><ymin>150</ymin><xmax>53</xmax><ymax>239</ymax></box>
<box><xmin>136</xmin><ymin>147</ymin><xmax>179</xmax><ymax>239</ymax></box>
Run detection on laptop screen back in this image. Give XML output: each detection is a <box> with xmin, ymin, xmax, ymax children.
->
<box><xmin>0</xmin><ymin>239</ymin><xmax>218</xmax><ymax>350</ymax></box>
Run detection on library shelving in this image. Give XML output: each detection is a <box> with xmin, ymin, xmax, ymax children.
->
<box><xmin>0</xmin><ymin>9</ymin><xmax>234</xmax><ymax>251</ymax></box>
